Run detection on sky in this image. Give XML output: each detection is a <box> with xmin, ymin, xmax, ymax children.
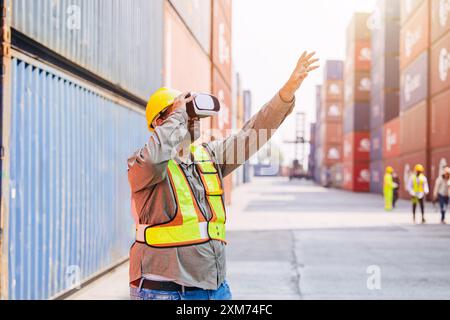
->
<box><xmin>232</xmin><ymin>0</ymin><xmax>376</xmax><ymax>165</ymax></box>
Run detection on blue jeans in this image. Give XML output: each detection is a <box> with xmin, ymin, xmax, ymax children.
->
<box><xmin>438</xmin><ymin>194</ymin><xmax>449</xmax><ymax>221</ymax></box>
<box><xmin>130</xmin><ymin>280</ymin><xmax>232</xmax><ymax>300</ymax></box>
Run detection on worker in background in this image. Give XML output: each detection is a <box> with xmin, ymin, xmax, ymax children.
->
<box><xmin>433</xmin><ymin>167</ymin><xmax>450</xmax><ymax>224</ymax></box>
<box><xmin>392</xmin><ymin>172</ymin><xmax>400</xmax><ymax>209</ymax></box>
<box><xmin>127</xmin><ymin>52</ymin><xmax>319</xmax><ymax>300</ymax></box>
<box><xmin>407</xmin><ymin>164</ymin><xmax>429</xmax><ymax>224</ymax></box>
<box><xmin>384</xmin><ymin>166</ymin><xmax>395</xmax><ymax>211</ymax></box>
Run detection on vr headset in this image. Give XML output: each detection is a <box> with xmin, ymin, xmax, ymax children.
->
<box><xmin>186</xmin><ymin>93</ymin><xmax>221</xmax><ymax>119</ymax></box>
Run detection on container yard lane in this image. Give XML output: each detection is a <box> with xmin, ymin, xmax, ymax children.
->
<box><xmin>69</xmin><ymin>177</ymin><xmax>450</xmax><ymax>300</ymax></box>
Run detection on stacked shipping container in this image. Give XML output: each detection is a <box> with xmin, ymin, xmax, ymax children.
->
<box><xmin>320</xmin><ymin>61</ymin><xmax>344</xmax><ymax>187</ymax></box>
<box><xmin>313</xmin><ymin>85</ymin><xmax>323</xmax><ymax>183</ymax></box>
<box><xmin>0</xmin><ymin>0</ymin><xmax>234</xmax><ymax>300</ymax></box>
<box><xmin>429</xmin><ymin>0</ymin><xmax>450</xmax><ymax>193</ymax></box>
<box><xmin>370</xmin><ymin>0</ymin><xmax>401</xmax><ymax>194</ymax></box>
<box><xmin>343</xmin><ymin>13</ymin><xmax>372</xmax><ymax>192</ymax></box>
<box><xmin>399</xmin><ymin>0</ymin><xmax>430</xmax><ymax>199</ymax></box>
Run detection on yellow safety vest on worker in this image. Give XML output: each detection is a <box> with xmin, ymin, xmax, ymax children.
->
<box><xmin>384</xmin><ymin>172</ymin><xmax>394</xmax><ymax>211</ymax></box>
<box><xmin>412</xmin><ymin>174</ymin><xmax>426</xmax><ymax>193</ymax></box>
<box><xmin>136</xmin><ymin>145</ymin><xmax>226</xmax><ymax>248</ymax></box>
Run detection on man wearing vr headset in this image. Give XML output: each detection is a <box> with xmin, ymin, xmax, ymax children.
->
<box><xmin>127</xmin><ymin>52</ymin><xmax>319</xmax><ymax>300</ymax></box>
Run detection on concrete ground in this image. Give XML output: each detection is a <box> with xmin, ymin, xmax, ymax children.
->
<box><xmin>68</xmin><ymin>177</ymin><xmax>450</xmax><ymax>300</ymax></box>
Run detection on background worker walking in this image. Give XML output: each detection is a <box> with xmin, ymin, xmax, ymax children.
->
<box><xmin>407</xmin><ymin>164</ymin><xmax>429</xmax><ymax>224</ymax></box>
<box><xmin>384</xmin><ymin>166</ymin><xmax>396</xmax><ymax>211</ymax></box>
<box><xmin>392</xmin><ymin>172</ymin><xmax>400</xmax><ymax>209</ymax></box>
<box><xmin>433</xmin><ymin>167</ymin><xmax>450</xmax><ymax>224</ymax></box>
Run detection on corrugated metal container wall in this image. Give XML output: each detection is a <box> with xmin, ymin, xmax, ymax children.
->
<box><xmin>401</xmin><ymin>0</ymin><xmax>425</xmax><ymax>25</ymax></box>
<box><xmin>400</xmin><ymin>52</ymin><xmax>428</xmax><ymax>112</ymax></box>
<box><xmin>371</xmin><ymin>126</ymin><xmax>383</xmax><ymax>161</ymax></box>
<box><xmin>370</xmin><ymin>160</ymin><xmax>384</xmax><ymax>194</ymax></box>
<box><xmin>7</xmin><ymin>57</ymin><xmax>147</xmax><ymax>300</ymax></box>
<box><xmin>12</xmin><ymin>0</ymin><xmax>164</xmax><ymax>101</ymax></box>
<box><xmin>431</xmin><ymin>0</ymin><xmax>450</xmax><ymax>43</ymax></box>
<box><xmin>169</xmin><ymin>0</ymin><xmax>211</xmax><ymax>54</ymax></box>
<box><xmin>324</xmin><ymin>60</ymin><xmax>344</xmax><ymax>81</ymax></box>
<box><xmin>400</xmin><ymin>100</ymin><xmax>428</xmax><ymax>154</ymax></box>
<box><xmin>399</xmin><ymin>1</ymin><xmax>430</xmax><ymax>70</ymax></box>
<box><xmin>212</xmin><ymin>0</ymin><xmax>232</xmax><ymax>86</ymax></box>
<box><xmin>430</xmin><ymin>31</ymin><xmax>450</xmax><ymax>96</ymax></box>
<box><xmin>430</xmin><ymin>89</ymin><xmax>450</xmax><ymax>149</ymax></box>
<box><xmin>383</xmin><ymin>117</ymin><xmax>401</xmax><ymax>158</ymax></box>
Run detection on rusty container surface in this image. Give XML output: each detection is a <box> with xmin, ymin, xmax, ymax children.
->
<box><xmin>430</xmin><ymin>89</ymin><xmax>450</xmax><ymax>149</ymax></box>
<box><xmin>400</xmin><ymin>101</ymin><xmax>428</xmax><ymax>154</ymax></box>
<box><xmin>400</xmin><ymin>0</ymin><xmax>430</xmax><ymax>70</ymax></box>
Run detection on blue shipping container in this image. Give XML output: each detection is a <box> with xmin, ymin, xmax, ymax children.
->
<box><xmin>6</xmin><ymin>56</ymin><xmax>149</xmax><ymax>300</ymax></box>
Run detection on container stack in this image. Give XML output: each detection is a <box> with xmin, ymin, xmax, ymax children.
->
<box><xmin>314</xmin><ymin>85</ymin><xmax>323</xmax><ymax>183</ymax></box>
<box><xmin>399</xmin><ymin>0</ymin><xmax>430</xmax><ymax>199</ymax></box>
<box><xmin>429</xmin><ymin>0</ymin><xmax>450</xmax><ymax>192</ymax></box>
<box><xmin>343</xmin><ymin>13</ymin><xmax>372</xmax><ymax>192</ymax></box>
<box><xmin>320</xmin><ymin>61</ymin><xmax>345</xmax><ymax>187</ymax></box>
<box><xmin>370</xmin><ymin>0</ymin><xmax>401</xmax><ymax>194</ymax></box>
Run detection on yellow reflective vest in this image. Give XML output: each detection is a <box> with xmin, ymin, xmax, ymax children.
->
<box><xmin>136</xmin><ymin>145</ymin><xmax>226</xmax><ymax>248</ymax></box>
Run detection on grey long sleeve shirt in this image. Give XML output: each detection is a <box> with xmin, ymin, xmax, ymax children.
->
<box><xmin>127</xmin><ymin>92</ymin><xmax>295</xmax><ymax>290</ymax></box>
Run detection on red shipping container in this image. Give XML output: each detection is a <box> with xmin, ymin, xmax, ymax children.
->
<box><xmin>431</xmin><ymin>0</ymin><xmax>450</xmax><ymax>44</ymax></box>
<box><xmin>321</xmin><ymin>101</ymin><xmax>343</xmax><ymax>122</ymax></box>
<box><xmin>430</xmin><ymin>89</ymin><xmax>450</xmax><ymax>148</ymax></box>
<box><xmin>401</xmin><ymin>0</ymin><xmax>426</xmax><ymax>25</ymax></box>
<box><xmin>383</xmin><ymin>117</ymin><xmax>401</xmax><ymax>158</ymax></box>
<box><xmin>343</xmin><ymin>132</ymin><xmax>371</xmax><ymax>162</ymax></box>
<box><xmin>400</xmin><ymin>0</ymin><xmax>430</xmax><ymax>70</ymax></box>
<box><xmin>323</xmin><ymin>144</ymin><xmax>343</xmax><ymax>166</ymax></box>
<box><xmin>400</xmin><ymin>100</ymin><xmax>428</xmax><ymax>154</ymax></box>
<box><xmin>430</xmin><ymin>146</ymin><xmax>450</xmax><ymax>192</ymax></box>
<box><xmin>212</xmin><ymin>0</ymin><xmax>232</xmax><ymax>86</ymax></box>
<box><xmin>321</xmin><ymin>122</ymin><xmax>343</xmax><ymax>145</ymax></box>
<box><xmin>430</xmin><ymin>31</ymin><xmax>450</xmax><ymax>96</ymax></box>
<box><xmin>343</xmin><ymin>161</ymin><xmax>371</xmax><ymax>192</ymax></box>
<box><xmin>323</xmin><ymin>80</ymin><xmax>344</xmax><ymax>102</ymax></box>
<box><xmin>399</xmin><ymin>151</ymin><xmax>428</xmax><ymax>199</ymax></box>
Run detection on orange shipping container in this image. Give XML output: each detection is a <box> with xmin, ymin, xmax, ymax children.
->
<box><xmin>346</xmin><ymin>40</ymin><xmax>372</xmax><ymax>74</ymax></box>
<box><xmin>323</xmin><ymin>80</ymin><xmax>344</xmax><ymax>102</ymax></box>
<box><xmin>400</xmin><ymin>0</ymin><xmax>430</xmax><ymax>70</ymax></box>
<box><xmin>347</xmin><ymin>12</ymin><xmax>372</xmax><ymax>44</ymax></box>
<box><xmin>383</xmin><ymin>117</ymin><xmax>401</xmax><ymax>158</ymax></box>
<box><xmin>430</xmin><ymin>89</ymin><xmax>450</xmax><ymax>149</ymax></box>
<box><xmin>213</xmin><ymin>0</ymin><xmax>232</xmax><ymax>86</ymax></box>
<box><xmin>401</xmin><ymin>0</ymin><xmax>426</xmax><ymax>25</ymax></box>
<box><xmin>430</xmin><ymin>31</ymin><xmax>450</xmax><ymax>96</ymax></box>
<box><xmin>345</xmin><ymin>72</ymin><xmax>372</xmax><ymax>104</ymax></box>
<box><xmin>321</xmin><ymin>122</ymin><xmax>343</xmax><ymax>145</ymax></box>
<box><xmin>321</xmin><ymin>101</ymin><xmax>343</xmax><ymax>122</ymax></box>
<box><xmin>431</xmin><ymin>0</ymin><xmax>450</xmax><ymax>44</ymax></box>
<box><xmin>400</xmin><ymin>100</ymin><xmax>428</xmax><ymax>154</ymax></box>
<box><xmin>323</xmin><ymin>144</ymin><xmax>343</xmax><ymax>166</ymax></box>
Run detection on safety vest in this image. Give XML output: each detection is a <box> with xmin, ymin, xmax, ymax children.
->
<box><xmin>136</xmin><ymin>145</ymin><xmax>226</xmax><ymax>248</ymax></box>
<box><xmin>412</xmin><ymin>174</ymin><xmax>426</xmax><ymax>193</ymax></box>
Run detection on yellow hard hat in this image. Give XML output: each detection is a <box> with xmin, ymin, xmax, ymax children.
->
<box><xmin>146</xmin><ymin>87</ymin><xmax>181</xmax><ymax>132</ymax></box>
<box><xmin>415</xmin><ymin>164</ymin><xmax>425</xmax><ymax>173</ymax></box>
<box><xmin>386</xmin><ymin>166</ymin><xmax>394</xmax><ymax>174</ymax></box>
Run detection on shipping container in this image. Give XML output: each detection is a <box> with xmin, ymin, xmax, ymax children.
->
<box><xmin>399</xmin><ymin>150</ymin><xmax>428</xmax><ymax>199</ymax></box>
<box><xmin>344</xmin><ymin>103</ymin><xmax>371</xmax><ymax>134</ymax></box>
<box><xmin>323</xmin><ymin>80</ymin><xmax>344</xmax><ymax>102</ymax></box>
<box><xmin>383</xmin><ymin>117</ymin><xmax>401</xmax><ymax>158</ymax></box>
<box><xmin>345</xmin><ymin>72</ymin><xmax>372</xmax><ymax>105</ymax></box>
<box><xmin>212</xmin><ymin>0</ymin><xmax>232</xmax><ymax>86</ymax></box>
<box><xmin>164</xmin><ymin>2</ymin><xmax>211</xmax><ymax>92</ymax></box>
<box><xmin>371</xmin><ymin>55</ymin><xmax>400</xmax><ymax>91</ymax></box>
<box><xmin>324</xmin><ymin>60</ymin><xmax>344</xmax><ymax>81</ymax></box>
<box><xmin>371</xmin><ymin>90</ymin><xmax>400</xmax><ymax>128</ymax></box>
<box><xmin>400</xmin><ymin>100</ymin><xmax>428</xmax><ymax>154</ymax></box>
<box><xmin>323</xmin><ymin>144</ymin><xmax>343</xmax><ymax>166</ymax></box>
<box><xmin>370</xmin><ymin>160</ymin><xmax>384</xmax><ymax>194</ymax></box>
<box><xmin>401</xmin><ymin>0</ymin><xmax>426</xmax><ymax>25</ymax></box>
<box><xmin>430</xmin><ymin>31</ymin><xmax>450</xmax><ymax>96</ymax></box>
<box><xmin>320</xmin><ymin>122</ymin><xmax>343</xmax><ymax>145</ymax></box>
<box><xmin>343</xmin><ymin>161</ymin><xmax>371</xmax><ymax>192</ymax></box>
<box><xmin>371</xmin><ymin>126</ymin><xmax>384</xmax><ymax>161</ymax></box>
<box><xmin>383</xmin><ymin>156</ymin><xmax>403</xmax><ymax>190</ymax></box>
<box><xmin>321</xmin><ymin>101</ymin><xmax>343</xmax><ymax>122</ymax></box>
<box><xmin>330</xmin><ymin>163</ymin><xmax>344</xmax><ymax>189</ymax></box>
<box><xmin>400</xmin><ymin>51</ymin><xmax>428</xmax><ymax>112</ymax></box>
<box><xmin>347</xmin><ymin>12</ymin><xmax>372</xmax><ymax>45</ymax></box>
<box><xmin>400</xmin><ymin>0</ymin><xmax>430</xmax><ymax>70</ymax></box>
<box><xmin>344</xmin><ymin>132</ymin><xmax>371</xmax><ymax>162</ymax></box>
<box><xmin>316</xmin><ymin>85</ymin><xmax>323</xmax><ymax>120</ymax></box>
<box><xmin>372</xmin><ymin>0</ymin><xmax>400</xmax><ymax>56</ymax></box>
<box><xmin>5</xmin><ymin>55</ymin><xmax>148</xmax><ymax>300</ymax></box>
<box><xmin>12</xmin><ymin>0</ymin><xmax>164</xmax><ymax>101</ymax></box>
<box><xmin>346</xmin><ymin>41</ymin><xmax>372</xmax><ymax>74</ymax></box>
<box><xmin>431</xmin><ymin>0</ymin><xmax>450</xmax><ymax>44</ymax></box>
<box><xmin>430</xmin><ymin>89</ymin><xmax>450</xmax><ymax>149</ymax></box>
<box><xmin>169</xmin><ymin>0</ymin><xmax>211</xmax><ymax>53</ymax></box>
